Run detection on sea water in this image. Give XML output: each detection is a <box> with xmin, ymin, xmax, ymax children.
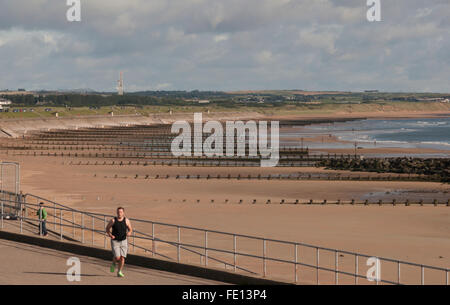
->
<box><xmin>286</xmin><ymin>117</ymin><xmax>450</xmax><ymax>157</ymax></box>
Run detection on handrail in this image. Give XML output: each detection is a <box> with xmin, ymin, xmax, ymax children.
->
<box><xmin>20</xmin><ymin>194</ymin><xmax>450</xmax><ymax>273</ymax></box>
<box><xmin>2</xmin><ymin>198</ymin><xmax>258</xmax><ymax>275</ymax></box>
<box><xmin>1</xmin><ymin>194</ymin><xmax>449</xmax><ymax>284</ymax></box>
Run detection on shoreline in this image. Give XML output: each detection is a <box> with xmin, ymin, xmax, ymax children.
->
<box><xmin>279</xmin><ymin>115</ymin><xmax>450</xmax><ymax>156</ymax></box>
<box><xmin>0</xmin><ymin>109</ymin><xmax>449</xmax><ymax>138</ymax></box>
<box><xmin>0</xmin><ymin>109</ymin><xmax>449</xmax><ymax>157</ymax></box>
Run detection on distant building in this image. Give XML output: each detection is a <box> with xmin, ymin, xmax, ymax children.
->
<box><xmin>0</xmin><ymin>98</ymin><xmax>12</xmax><ymax>105</ymax></box>
<box><xmin>117</xmin><ymin>72</ymin><xmax>124</xmax><ymax>96</ymax></box>
<box><xmin>198</xmin><ymin>100</ymin><xmax>210</xmax><ymax>104</ymax></box>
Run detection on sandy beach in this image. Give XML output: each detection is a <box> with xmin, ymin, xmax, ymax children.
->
<box><xmin>0</xmin><ymin>110</ymin><xmax>449</xmax><ymax>283</ymax></box>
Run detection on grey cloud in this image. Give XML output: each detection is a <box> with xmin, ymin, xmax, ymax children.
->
<box><xmin>0</xmin><ymin>0</ymin><xmax>449</xmax><ymax>92</ymax></box>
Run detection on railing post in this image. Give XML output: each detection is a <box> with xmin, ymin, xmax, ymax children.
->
<box><xmin>92</xmin><ymin>215</ymin><xmax>94</xmax><ymax>246</ymax></box>
<box><xmin>59</xmin><ymin>209</ymin><xmax>63</xmax><ymax>240</ymax></box>
<box><xmin>54</xmin><ymin>203</ymin><xmax>56</xmax><ymax>230</ymax></box>
<box><xmin>72</xmin><ymin>211</ymin><xmax>75</xmax><ymax>238</ymax></box>
<box><xmin>263</xmin><ymin>239</ymin><xmax>266</xmax><ymax>277</ymax></box>
<box><xmin>421</xmin><ymin>265</ymin><xmax>424</xmax><ymax>285</ymax></box>
<box><xmin>295</xmin><ymin>244</ymin><xmax>298</xmax><ymax>283</ymax></box>
<box><xmin>205</xmin><ymin>231</ymin><xmax>208</xmax><ymax>266</ymax></box>
<box><xmin>129</xmin><ymin>227</ymin><xmax>133</xmax><ymax>252</ymax></box>
<box><xmin>233</xmin><ymin>234</ymin><xmax>237</xmax><ymax>272</ymax></box>
<box><xmin>20</xmin><ymin>202</ymin><xmax>23</xmax><ymax>234</ymax></box>
<box><xmin>152</xmin><ymin>222</ymin><xmax>155</xmax><ymax>257</ymax></box>
<box><xmin>104</xmin><ymin>216</ymin><xmax>106</xmax><ymax>248</ymax></box>
<box><xmin>398</xmin><ymin>261</ymin><xmax>401</xmax><ymax>284</ymax></box>
<box><xmin>316</xmin><ymin>248</ymin><xmax>319</xmax><ymax>284</ymax></box>
<box><xmin>38</xmin><ymin>205</ymin><xmax>42</xmax><ymax>236</ymax></box>
<box><xmin>81</xmin><ymin>213</ymin><xmax>84</xmax><ymax>243</ymax></box>
<box><xmin>1</xmin><ymin>201</ymin><xmax>3</xmax><ymax>229</ymax></box>
<box><xmin>335</xmin><ymin>251</ymin><xmax>338</xmax><ymax>285</ymax></box>
<box><xmin>177</xmin><ymin>226</ymin><xmax>181</xmax><ymax>262</ymax></box>
<box><xmin>355</xmin><ymin>254</ymin><xmax>358</xmax><ymax>284</ymax></box>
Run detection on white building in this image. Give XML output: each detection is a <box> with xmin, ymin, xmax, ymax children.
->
<box><xmin>0</xmin><ymin>98</ymin><xmax>12</xmax><ymax>105</ymax></box>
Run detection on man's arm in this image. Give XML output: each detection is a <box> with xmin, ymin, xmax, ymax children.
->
<box><xmin>126</xmin><ymin>218</ymin><xmax>133</xmax><ymax>237</ymax></box>
<box><xmin>105</xmin><ymin>219</ymin><xmax>115</xmax><ymax>239</ymax></box>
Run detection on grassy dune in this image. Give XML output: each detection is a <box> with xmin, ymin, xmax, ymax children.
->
<box><xmin>0</xmin><ymin>101</ymin><xmax>449</xmax><ymax>120</ymax></box>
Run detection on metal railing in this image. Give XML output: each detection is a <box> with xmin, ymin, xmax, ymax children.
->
<box><xmin>0</xmin><ymin>190</ymin><xmax>23</xmax><ymax>218</ymax></box>
<box><xmin>0</xmin><ymin>162</ymin><xmax>20</xmax><ymax>212</ymax></box>
<box><xmin>0</xmin><ymin>193</ymin><xmax>448</xmax><ymax>285</ymax></box>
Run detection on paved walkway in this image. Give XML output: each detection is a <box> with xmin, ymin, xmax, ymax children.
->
<box><xmin>0</xmin><ymin>238</ymin><xmax>226</xmax><ymax>285</ymax></box>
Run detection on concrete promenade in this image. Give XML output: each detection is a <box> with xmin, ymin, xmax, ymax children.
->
<box><xmin>0</xmin><ymin>219</ymin><xmax>286</xmax><ymax>285</ymax></box>
<box><xmin>0</xmin><ymin>238</ymin><xmax>226</xmax><ymax>285</ymax></box>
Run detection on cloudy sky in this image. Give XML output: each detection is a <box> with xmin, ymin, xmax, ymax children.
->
<box><xmin>0</xmin><ymin>0</ymin><xmax>449</xmax><ymax>92</ymax></box>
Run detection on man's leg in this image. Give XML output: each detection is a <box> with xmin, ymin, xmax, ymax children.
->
<box><xmin>116</xmin><ymin>256</ymin><xmax>125</xmax><ymax>277</ymax></box>
<box><xmin>110</xmin><ymin>256</ymin><xmax>120</xmax><ymax>273</ymax></box>
<box><xmin>42</xmin><ymin>221</ymin><xmax>47</xmax><ymax>236</ymax></box>
<box><xmin>118</xmin><ymin>257</ymin><xmax>125</xmax><ymax>272</ymax></box>
<box><xmin>117</xmin><ymin>241</ymin><xmax>127</xmax><ymax>277</ymax></box>
<box><xmin>111</xmin><ymin>240</ymin><xmax>119</xmax><ymax>272</ymax></box>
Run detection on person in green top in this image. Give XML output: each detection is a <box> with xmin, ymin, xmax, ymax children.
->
<box><xmin>37</xmin><ymin>202</ymin><xmax>48</xmax><ymax>236</ymax></box>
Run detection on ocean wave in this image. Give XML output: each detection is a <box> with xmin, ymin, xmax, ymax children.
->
<box><xmin>420</xmin><ymin>141</ymin><xmax>450</xmax><ymax>147</ymax></box>
<box><xmin>337</xmin><ymin>136</ymin><xmax>450</xmax><ymax>147</ymax></box>
<box><xmin>338</xmin><ymin>136</ymin><xmax>409</xmax><ymax>144</ymax></box>
<box><xmin>416</xmin><ymin>121</ymin><xmax>447</xmax><ymax>125</ymax></box>
<box><xmin>302</xmin><ymin>118</ymin><xmax>450</xmax><ymax>149</ymax></box>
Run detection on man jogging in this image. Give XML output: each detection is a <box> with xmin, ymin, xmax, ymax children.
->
<box><xmin>37</xmin><ymin>202</ymin><xmax>48</xmax><ymax>236</ymax></box>
<box><xmin>106</xmin><ymin>207</ymin><xmax>132</xmax><ymax>277</ymax></box>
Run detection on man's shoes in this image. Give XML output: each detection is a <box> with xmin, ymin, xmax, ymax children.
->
<box><xmin>110</xmin><ymin>263</ymin><xmax>116</xmax><ymax>273</ymax></box>
<box><xmin>117</xmin><ymin>271</ymin><xmax>124</xmax><ymax>277</ymax></box>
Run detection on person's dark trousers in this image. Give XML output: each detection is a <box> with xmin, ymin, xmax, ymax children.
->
<box><xmin>40</xmin><ymin>220</ymin><xmax>48</xmax><ymax>235</ymax></box>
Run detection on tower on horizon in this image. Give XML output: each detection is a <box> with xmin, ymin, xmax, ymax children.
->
<box><xmin>117</xmin><ymin>72</ymin><xmax>124</xmax><ymax>95</ymax></box>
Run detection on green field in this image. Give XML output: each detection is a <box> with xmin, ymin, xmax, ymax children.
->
<box><xmin>1</xmin><ymin>89</ymin><xmax>449</xmax><ymax>119</ymax></box>
<box><xmin>0</xmin><ymin>101</ymin><xmax>449</xmax><ymax>120</ymax></box>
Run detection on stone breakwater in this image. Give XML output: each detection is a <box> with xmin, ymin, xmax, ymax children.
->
<box><xmin>0</xmin><ymin>112</ymin><xmax>264</xmax><ymax>138</ymax></box>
